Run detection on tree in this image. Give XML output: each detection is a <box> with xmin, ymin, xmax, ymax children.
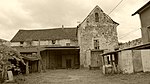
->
<box><xmin>0</xmin><ymin>44</ymin><xmax>25</xmax><ymax>83</ymax></box>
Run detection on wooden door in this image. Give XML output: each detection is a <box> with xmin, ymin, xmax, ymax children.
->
<box><xmin>91</xmin><ymin>51</ymin><xmax>102</xmax><ymax>68</ymax></box>
<box><xmin>66</xmin><ymin>59</ymin><xmax>71</xmax><ymax>68</ymax></box>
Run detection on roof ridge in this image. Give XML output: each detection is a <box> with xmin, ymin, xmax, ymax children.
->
<box><xmin>18</xmin><ymin>27</ymin><xmax>77</xmax><ymax>31</ymax></box>
<box><xmin>11</xmin><ymin>27</ymin><xmax>77</xmax><ymax>42</ymax></box>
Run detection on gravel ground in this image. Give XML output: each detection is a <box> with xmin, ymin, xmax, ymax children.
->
<box><xmin>6</xmin><ymin>69</ymin><xmax>150</xmax><ymax>84</ymax></box>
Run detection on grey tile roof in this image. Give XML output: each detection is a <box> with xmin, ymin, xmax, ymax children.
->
<box><xmin>11</xmin><ymin>27</ymin><xmax>77</xmax><ymax>42</ymax></box>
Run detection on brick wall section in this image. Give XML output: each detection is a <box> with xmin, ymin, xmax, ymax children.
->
<box><xmin>78</xmin><ymin>6</ymin><xmax>119</xmax><ymax>67</ymax></box>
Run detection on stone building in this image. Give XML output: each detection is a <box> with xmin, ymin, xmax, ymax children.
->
<box><xmin>102</xmin><ymin>1</ymin><xmax>150</xmax><ymax>74</ymax></box>
<box><xmin>132</xmin><ymin>1</ymin><xmax>150</xmax><ymax>43</ymax></box>
<box><xmin>10</xmin><ymin>5</ymin><xmax>119</xmax><ymax>70</ymax></box>
<box><xmin>11</xmin><ymin>28</ymin><xmax>80</xmax><ymax>71</ymax></box>
<box><xmin>78</xmin><ymin>6</ymin><xmax>119</xmax><ymax>68</ymax></box>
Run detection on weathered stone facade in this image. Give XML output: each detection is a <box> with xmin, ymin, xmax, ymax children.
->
<box><xmin>11</xmin><ymin>39</ymin><xmax>78</xmax><ymax>47</ymax></box>
<box><xmin>78</xmin><ymin>6</ymin><xmax>119</xmax><ymax>67</ymax></box>
<box><xmin>10</xmin><ymin>5</ymin><xmax>119</xmax><ymax>69</ymax></box>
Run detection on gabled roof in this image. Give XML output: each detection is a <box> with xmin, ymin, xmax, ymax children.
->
<box><xmin>11</xmin><ymin>27</ymin><xmax>77</xmax><ymax>42</ymax></box>
<box><xmin>132</xmin><ymin>1</ymin><xmax>150</xmax><ymax>16</ymax></box>
<box><xmin>78</xmin><ymin>5</ymin><xmax>119</xmax><ymax>26</ymax></box>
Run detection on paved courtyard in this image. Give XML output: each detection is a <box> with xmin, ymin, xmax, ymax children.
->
<box><xmin>14</xmin><ymin>69</ymin><xmax>150</xmax><ymax>84</ymax></box>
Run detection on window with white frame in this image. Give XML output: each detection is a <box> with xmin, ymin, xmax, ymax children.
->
<box><xmin>107</xmin><ymin>56</ymin><xmax>110</xmax><ymax>64</ymax></box>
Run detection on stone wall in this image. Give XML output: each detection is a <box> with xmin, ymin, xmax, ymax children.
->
<box><xmin>118</xmin><ymin>50</ymin><xmax>143</xmax><ymax>74</ymax></box>
<box><xmin>141</xmin><ymin>49</ymin><xmax>150</xmax><ymax>72</ymax></box>
<box><xmin>119</xmin><ymin>38</ymin><xmax>143</xmax><ymax>49</ymax></box>
<box><xmin>11</xmin><ymin>39</ymin><xmax>78</xmax><ymax>47</ymax></box>
<box><xmin>78</xmin><ymin>6</ymin><xmax>118</xmax><ymax>67</ymax></box>
<box><xmin>118</xmin><ymin>50</ymin><xmax>134</xmax><ymax>74</ymax></box>
<box><xmin>117</xmin><ymin>49</ymin><xmax>150</xmax><ymax>74</ymax></box>
<box><xmin>132</xmin><ymin>50</ymin><xmax>143</xmax><ymax>72</ymax></box>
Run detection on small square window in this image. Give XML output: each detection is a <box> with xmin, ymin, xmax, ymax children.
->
<box><xmin>27</xmin><ymin>41</ymin><xmax>32</xmax><ymax>46</ymax></box>
<box><xmin>20</xmin><ymin>41</ymin><xmax>24</xmax><ymax>44</ymax></box>
<box><xmin>94</xmin><ymin>46</ymin><xmax>99</xmax><ymax>49</ymax></box>
<box><xmin>52</xmin><ymin>40</ymin><xmax>56</xmax><ymax>44</ymax></box>
<box><xmin>20</xmin><ymin>41</ymin><xmax>24</xmax><ymax>47</ymax></box>
<box><xmin>66</xmin><ymin>43</ymin><xmax>70</xmax><ymax>46</ymax></box>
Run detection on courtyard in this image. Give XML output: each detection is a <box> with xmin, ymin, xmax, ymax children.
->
<box><xmin>12</xmin><ymin>69</ymin><xmax>150</xmax><ymax>84</ymax></box>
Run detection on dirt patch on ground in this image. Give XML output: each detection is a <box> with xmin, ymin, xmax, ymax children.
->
<box><xmin>4</xmin><ymin>69</ymin><xmax>150</xmax><ymax>84</ymax></box>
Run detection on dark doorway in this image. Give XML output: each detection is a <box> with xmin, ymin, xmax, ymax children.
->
<box><xmin>41</xmin><ymin>49</ymin><xmax>80</xmax><ymax>69</ymax></box>
<box><xmin>66</xmin><ymin>59</ymin><xmax>72</xmax><ymax>68</ymax></box>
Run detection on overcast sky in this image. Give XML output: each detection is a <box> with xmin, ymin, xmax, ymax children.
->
<box><xmin>0</xmin><ymin>0</ymin><xmax>149</xmax><ymax>42</ymax></box>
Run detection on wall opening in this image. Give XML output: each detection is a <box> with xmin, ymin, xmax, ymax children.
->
<box><xmin>94</xmin><ymin>39</ymin><xmax>100</xmax><ymax>49</ymax></box>
<box><xmin>52</xmin><ymin>40</ymin><xmax>56</xmax><ymax>44</ymax></box>
<box><xmin>95</xmin><ymin>13</ymin><xmax>99</xmax><ymax>22</ymax></box>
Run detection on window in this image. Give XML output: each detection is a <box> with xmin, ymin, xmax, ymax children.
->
<box><xmin>107</xmin><ymin>56</ymin><xmax>110</xmax><ymax>64</ymax></box>
<box><xmin>94</xmin><ymin>39</ymin><xmax>99</xmax><ymax>49</ymax></box>
<box><xmin>20</xmin><ymin>41</ymin><xmax>24</xmax><ymax>47</ymax></box>
<box><xmin>20</xmin><ymin>41</ymin><xmax>24</xmax><ymax>44</ymax></box>
<box><xmin>95</xmin><ymin>13</ymin><xmax>99</xmax><ymax>22</ymax></box>
<box><xmin>27</xmin><ymin>41</ymin><xmax>32</xmax><ymax>46</ymax></box>
<box><xmin>66</xmin><ymin>43</ymin><xmax>70</xmax><ymax>46</ymax></box>
<box><xmin>52</xmin><ymin>40</ymin><xmax>56</xmax><ymax>44</ymax></box>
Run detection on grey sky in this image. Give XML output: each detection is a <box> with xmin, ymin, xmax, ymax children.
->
<box><xmin>0</xmin><ymin>0</ymin><xmax>149</xmax><ymax>42</ymax></box>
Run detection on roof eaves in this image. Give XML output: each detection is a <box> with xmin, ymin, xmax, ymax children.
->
<box><xmin>78</xmin><ymin>6</ymin><xmax>96</xmax><ymax>27</ymax></box>
<box><xmin>10</xmin><ymin>30</ymin><xmax>22</xmax><ymax>42</ymax></box>
<box><xmin>132</xmin><ymin>1</ymin><xmax>150</xmax><ymax>16</ymax></box>
<box><xmin>104</xmin><ymin>13</ymin><xmax>119</xmax><ymax>25</ymax></box>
